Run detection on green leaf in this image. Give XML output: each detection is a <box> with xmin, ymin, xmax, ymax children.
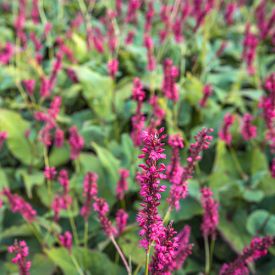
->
<box><xmin>0</xmin><ymin>109</ymin><xmax>42</xmax><ymax>165</ymax></box>
<box><xmin>49</xmin><ymin>143</ymin><xmax>70</xmax><ymax>167</ymax></box>
<box><xmin>74</xmin><ymin>67</ymin><xmax>114</xmax><ymax>121</ymax></box>
<box><xmin>118</xmin><ymin>231</ymin><xmax>145</xmax><ymax>265</ymax></box>
<box><xmin>243</xmin><ymin>189</ymin><xmax>264</xmax><ymax>202</ymax></box>
<box><xmin>219</xmin><ymin>209</ymin><xmax>250</xmax><ymax>253</ymax></box>
<box><xmin>246</xmin><ymin>210</ymin><xmax>275</xmax><ymax>236</ymax></box>
<box><xmin>46</xmin><ymin>247</ymin><xmax>123</xmax><ymax>275</ymax></box>
<box><xmin>17</xmin><ymin>169</ymin><xmax>44</xmax><ymax>198</ymax></box>
<box><xmin>92</xmin><ymin>142</ymin><xmax>120</xmax><ymax>193</ymax></box>
<box><xmin>31</xmin><ymin>254</ymin><xmax>56</xmax><ymax>275</ymax></box>
<box><xmin>0</xmin><ymin>224</ymin><xmax>32</xmax><ymax>240</ymax></box>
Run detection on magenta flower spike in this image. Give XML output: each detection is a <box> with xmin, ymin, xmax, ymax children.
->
<box><xmin>220</xmin><ymin>236</ymin><xmax>274</xmax><ymax>275</ymax></box>
<box><xmin>93</xmin><ymin>197</ymin><xmax>117</xmax><ymax>237</ymax></box>
<box><xmin>116</xmin><ymin>209</ymin><xmax>128</xmax><ymax>236</ymax></box>
<box><xmin>2</xmin><ymin>188</ymin><xmax>36</xmax><ymax>222</ymax></box>
<box><xmin>68</xmin><ymin>126</ymin><xmax>84</xmax><ymax>160</ymax></box>
<box><xmin>162</xmin><ymin>59</ymin><xmax>179</xmax><ymax>102</ymax></box>
<box><xmin>80</xmin><ymin>172</ymin><xmax>98</xmax><ymax>220</ymax></box>
<box><xmin>136</xmin><ymin>128</ymin><xmax>167</xmax><ymax>250</ymax></box>
<box><xmin>241</xmin><ymin>113</ymin><xmax>257</xmax><ymax>141</ymax></box>
<box><xmin>168</xmin><ymin>128</ymin><xmax>213</xmax><ymax>210</ymax></box>
<box><xmin>116</xmin><ymin>169</ymin><xmax>130</xmax><ymax>201</ymax></box>
<box><xmin>200</xmin><ymin>187</ymin><xmax>219</xmax><ymax>239</ymax></box>
<box><xmin>166</xmin><ymin>134</ymin><xmax>184</xmax><ymax>185</ymax></box>
<box><xmin>218</xmin><ymin>114</ymin><xmax>234</xmax><ymax>145</ymax></box>
<box><xmin>8</xmin><ymin>240</ymin><xmax>31</xmax><ymax>275</ymax></box>
<box><xmin>59</xmin><ymin>231</ymin><xmax>73</xmax><ymax>253</ymax></box>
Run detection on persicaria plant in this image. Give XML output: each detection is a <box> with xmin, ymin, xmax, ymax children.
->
<box><xmin>0</xmin><ymin>0</ymin><xmax>274</xmax><ymax>274</ymax></box>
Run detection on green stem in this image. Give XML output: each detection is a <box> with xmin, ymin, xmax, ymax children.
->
<box><xmin>145</xmin><ymin>244</ymin><xmax>151</xmax><ymax>275</ymax></box>
<box><xmin>84</xmin><ymin>220</ymin><xmax>89</xmax><ymax>249</ymax></box>
<box><xmin>69</xmin><ymin>206</ymin><xmax>80</xmax><ymax>245</ymax></box>
<box><xmin>110</xmin><ymin>235</ymin><xmax>131</xmax><ymax>275</ymax></box>
<box><xmin>209</xmin><ymin>238</ymin><xmax>215</xmax><ymax>272</ymax></box>
<box><xmin>204</xmin><ymin>235</ymin><xmax>210</xmax><ymax>275</ymax></box>
<box><xmin>163</xmin><ymin>206</ymin><xmax>172</xmax><ymax>224</ymax></box>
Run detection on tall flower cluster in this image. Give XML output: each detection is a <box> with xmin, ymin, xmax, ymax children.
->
<box><xmin>131</xmin><ymin>78</ymin><xmax>146</xmax><ymax>146</ymax></box>
<box><xmin>2</xmin><ymin>188</ymin><xmax>36</xmax><ymax>222</ymax></box>
<box><xmin>166</xmin><ymin>134</ymin><xmax>184</xmax><ymax>184</ymax></box>
<box><xmin>242</xmin><ymin>24</ymin><xmax>258</xmax><ymax>75</ymax></box>
<box><xmin>80</xmin><ymin>172</ymin><xmax>98</xmax><ymax>220</ymax></box>
<box><xmin>52</xmin><ymin>169</ymin><xmax>72</xmax><ymax>221</ymax></box>
<box><xmin>255</xmin><ymin>1</ymin><xmax>275</xmax><ymax>40</ymax></box>
<box><xmin>144</xmin><ymin>34</ymin><xmax>156</xmax><ymax>71</ymax></box>
<box><xmin>150</xmin><ymin>222</ymin><xmax>178</xmax><ymax>274</ymax></box>
<box><xmin>148</xmin><ymin>95</ymin><xmax>165</xmax><ymax>131</ymax></box>
<box><xmin>59</xmin><ymin>231</ymin><xmax>73</xmax><ymax>253</ymax></box>
<box><xmin>34</xmin><ymin>96</ymin><xmax>64</xmax><ymax>147</ymax></box>
<box><xmin>116</xmin><ymin>169</ymin><xmax>129</xmax><ymax>201</ymax></box>
<box><xmin>200</xmin><ymin>187</ymin><xmax>219</xmax><ymax>239</ymax></box>
<box><xmin>8</xmin><ymin>240</ymin><xmax>31</xmax><ymax>275</ymax></box>
<box><xmin>162</xmin><ymin>59</ymin><xmax>179</xmax><ymax>102</ymax></box>
<box><xmin>93</xmin><ymin>197</ymin><xmax>117</xmax><ymax>237</ymax></box>
<box><xmin>219</xmin><ymin>114</ymin><xmax>234</xmax><ymax>145</ymax></box>
<box><xmin>115</xmin><ymin>209</ymin><xmax>128</xmax><ymax>236</ymax></box>
<box><xmin>224</xmin><ymin>3</ymin><xmax>237</xmax><ymax>25</ymax></box>
<box><xmin>136</xmin><ymin>128</ymin><xmax>167</xmax><ymax>250</ymax></box>
<box><xmin>0</xmin><ymin>42</ymin><xmax>14</xmax><ymax>65</ymax></box>
<box><xmin>68</xmin><ymin>126</ymin><xmax>84</xmax><ymax>160</ymax></box>
<box><xmin>150</xmin><ymin>224</ymin><xmax>193</xmax><ymax>274</ymax></box>
<box><xmin>220</xmin><ymin>236</ymin><xmax>274</xmax><ymax>275</ymax></box>
<box><xmin>241</xmin><ymin>113</ymin><xmax>257</xmax><ymax>141</ymax></box>
<box><xmin>199</xmin><ymin>84</ymin><xmax>212</xmax><ymax>108</ymax></box>
<box><xmin>171</xmin><ymin>225</ymin><xmax>193</xmax><ymax>271</ymax></box>
<box><xmin>168</xmin><ymin>128</ymin><xmax>213</xmax><ymax>210</ymax></box>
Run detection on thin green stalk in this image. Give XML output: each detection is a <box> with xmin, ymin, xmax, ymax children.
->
<box><xmin>84</xmin><ymin>220</ymin><xmax>89</xmax><ymax>249</ymax></box>
<box><xmin>163</xmin><ymin>206</ymin><xmax>172</xmax><ymax>224</ymax></box>
<box><xmin>69</xmin><ymin>206</ymin><xmax>80</xmax><ymax>246</ymax></box>
<box><xmin>209</xmin><ymin>238</ymin><xmax>216</xmax><ymax>272</ymax></box>
<box><xmin>110</xmin><ymin>235</ymin><xmax>131</xmax><ymax>275</ymax></box>
<box><xmin>145</xmin><ymin>247</ymin><xmax>150</xmax><ymax>275</ymax></box>
<box><xmin>204</xmin><ymin>235</ymin><xmax>210</xmax><ymax>275</ymax></box>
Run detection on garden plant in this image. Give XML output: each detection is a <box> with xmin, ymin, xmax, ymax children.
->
<box><xmin>0</xmin><ymin>0</ymin><xmax>275</xmax><ymax>274</ymax></box>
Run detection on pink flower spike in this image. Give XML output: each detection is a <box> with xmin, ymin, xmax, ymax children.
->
<box><xmin>199</xmin><ymin>84</ymin><xmax>213</xmax><ymax>107</ymax></box>
<box><xmin>168</xmin><ymin>128</ymin><xmax>213</xmax><ymax>210</ymax></box>
<box><xmin>241</xmin><ymin>113</ymin><xmax>257</xmax><ymax>141</ymax></box>
<box><xmin>219</xmin><ymin>113</ymin><xmax>234</xmax><ymax>145</ymax></box>
<box><xmin>220</xmin><ymin>236</ymin><xmax>274</xmax><ymax>275</ymax></box>
<box><xmin>2</xmin><ymin>188</ymin><xmax>36</xmax><ymax>222</ymax></box>
<box><xmin>108</xmin><ymin>59</ymin><xmax>119</xmax><ymax>78</ymax></box>
<box><xmin>136</xmin><ymin>128</ymin><xmax>167</xmax><ymax>250</ymax></box>
<box><xmin>162</xmin><ymin>59</ymin><xmax>179</xmax><ymax>102</ymax></box>
<box><xmin>8</xmin><ymin>240</ymin><xmax>31</xmax><ymax>275</ymax></box>
<box><xmin>93</xmin><ymin>197</ymin><xmax>117</xmax><ymax>237</ymax></box>
<box><xmin>200</xmin><ymin>187</ymin><xmax>219</xmax><ymax>239</ymax></box>
<box><xmin>68</xmin><ymin>126</ymin><xmax>84</xmax><ymax>160</ymax></box>
<box><xmin>116</xmin><ymin>209</ymin><xmax>128</xmax><ymax>236</ymax></box>
<box><xmin>80</xmin><ymin>172</ymin><xmax>98</xmax><ymax>220</ymax></box>
<box><xmin>22</xmin><ymin>79</ymin><xmax>35</xmax><ymax>96</ymax></box>
<box><xmin>44</xmin><ymin>166</ymin><xmax>57</xmax><ymax>181</ymax></box>
<box><xmin>116</xmin><ymin>169</ymin><xmax>129</xmax><ymax>201</ymax></box>
<box><xmin>59</xmin><ymin>231</ymin><xmax>73</xmax><ymax>252</ymax></box>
